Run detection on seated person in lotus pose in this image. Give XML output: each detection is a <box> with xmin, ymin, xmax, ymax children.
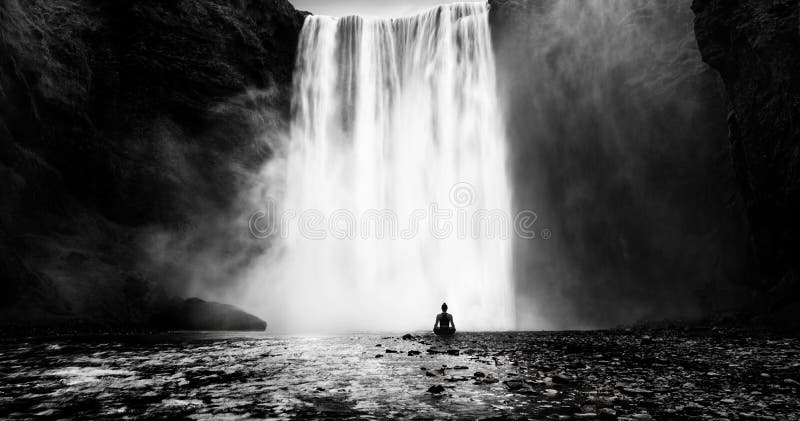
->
<box><xmin>433</xmin><ymin>302</ymin><xmax>456</xmax><ymax>335</ymax></box>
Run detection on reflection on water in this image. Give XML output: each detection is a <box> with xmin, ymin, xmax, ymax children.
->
<box><xmin>0</xmin><ymin>332</ymin><xmax>530</xmax><ymax>419</ymax></box>
<box><xmin>2</xmin><ymin>331</ymin><xmax>798</xmax><ymax>419</ymax></box>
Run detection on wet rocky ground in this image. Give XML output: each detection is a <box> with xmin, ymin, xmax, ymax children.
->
<box><xmin>0</xmin><ymin>328</ymin><xmax>798</xmax><ymax>420</ymax></box>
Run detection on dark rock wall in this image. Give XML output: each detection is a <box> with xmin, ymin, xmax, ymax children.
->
<box><xmin>693</xmin><ymin>0</ymin><xmax>800</xmax><ymax>320</ymax></box>
<box><xmin>489</xmin><ymin>0</ymin><xmax>748</xmax><ymax>328</ymax></box>
<box><xmin>0</xmin><ymin>0</ymin><xmax>306</xmax><ymax>327</ymax></box>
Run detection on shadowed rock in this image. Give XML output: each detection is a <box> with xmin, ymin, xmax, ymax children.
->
<box><xmin>692</xmin><ymin>0</ymin><xmax>800</xmax><ymax>324</ymax></box>
<box><xmin>0</xmin><ymin>0</ymin><xmax>305</xmax><ymax>328</ymax></box>
<box><xmin>427</xmin><ymin>385</ymin><xmax>445</xmax><ymax>394</ymax></box>
<box><xmin>155</xmin><ymin>298</ymin><xmax>266</xmax><ymax>331</ymax></box>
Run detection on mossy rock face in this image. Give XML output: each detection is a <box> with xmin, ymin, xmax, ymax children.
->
<box><xmin>0</xmin><ymin>0</ymin><xmax>304</xmax><ymax>328</ymax></box>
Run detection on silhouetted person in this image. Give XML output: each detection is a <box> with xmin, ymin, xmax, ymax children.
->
<box><xmin>434</xmin><ymin>302</ymin><xmax>456</xmax><ymax>335</ymax></box>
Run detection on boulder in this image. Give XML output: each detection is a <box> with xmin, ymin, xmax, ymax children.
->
<box><xmin>154</xmin><ymin>298</ymin><xmax>266</xmax><ymax>331</ymax></box>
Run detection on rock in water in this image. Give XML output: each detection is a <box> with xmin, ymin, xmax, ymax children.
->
<box><xmin>427</xmin><ymin>385</ymin><xmax>445</xmax><ymax>394</ymax></box>
<box><xmin>155</xmin><ymin>298</ymin><xmax>267</xmax><ymax>331</ymax></box>
<box><xmin>552</xmin><ymin>373</ymin><xmax>573</xmax><ymax>384</ymax></box>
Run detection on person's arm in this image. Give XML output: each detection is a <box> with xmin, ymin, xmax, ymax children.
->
<box><xmin>434</xmin><ymin>314</ymin><xmax>440</xmax><ymax>330</ymax></box>
<box><xmin>449</xmin><ymin>314</ymin><xmax>455</xmax><ymax>330</ymax></box>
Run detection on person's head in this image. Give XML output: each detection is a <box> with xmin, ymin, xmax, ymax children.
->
<box><xmin>441</xmin><ymin>302</ymin><xmax>448</xmax><ymax>312</ymax></box>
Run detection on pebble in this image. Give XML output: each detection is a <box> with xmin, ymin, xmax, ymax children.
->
<box><xmin>622</xmin><ymin>387</ymin><xmax>654</xmax><ymax>396</ymax></box>
<box><xmin>598</xmin><ymin>408</ymin><xmax>616</xmax><ymax>419</ymax></box>
<box><xmin>504</xmin><ymin>380</ymin><xmax>524</xmax><ymax>390</ymax></box>
<box><xmin>427</xmin><ymin>385</ymin><xmax>445</xmax><ymax>394</ymax></box>
<box><xmin>552</xmin><ymin>373</ymin><xmax>573</xmax><ymax>384</ymax></box>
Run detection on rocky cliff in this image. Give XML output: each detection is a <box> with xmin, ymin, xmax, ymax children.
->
<box><xmin>3</xmin><ymin>0</ymin><xmax>796</xmax><ymax>329</ymax></box>
<box><xmin>692</xmin><ymin>0</ymin><xmax>800</xmax><ymax>321</ymax></box>
<box><xmin>0</xmin><ymin>0</ymin><xmax>306</xmax><ymax>328</ymax></box>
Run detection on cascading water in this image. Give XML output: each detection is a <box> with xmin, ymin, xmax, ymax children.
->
<box><xmin>266</xmin><ymin>2</ymin><xmax>514</xmax><ymax>331</ymax></box>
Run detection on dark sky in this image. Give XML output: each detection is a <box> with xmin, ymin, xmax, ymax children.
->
<box><xmin>291</xmin><ymin>0</ymin><xmax>463</xmax><ymax>17</ymax></box>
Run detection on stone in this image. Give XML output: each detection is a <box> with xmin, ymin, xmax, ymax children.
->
<box><xmin>427</xmin><ymin>385</ymin><xmax>445</xmax><ymax>394</ymax></box>
<box><xmin>552</xmin><ymin>373</ymin><xmax>573</xmax><ymax>384</ymax></box>
<box><xmin>504</xmin><ymin>380</ymin><xmax>525</xmax><ymax>390</ymax></box>
<box><xmin>598</xmin><ymin>408</ymin><xmax>617</xmax><ymax>420</ymax></box>
<box><xmin>622</xmin><ymin>387</ymin><xmax>654</xmax><ymax>396</ymax></box>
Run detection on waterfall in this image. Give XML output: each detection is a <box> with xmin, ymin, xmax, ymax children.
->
<box><xmin>271</xmin><ymin>2</ymin><xmax>513</xmax><ymax>331</ymax></box>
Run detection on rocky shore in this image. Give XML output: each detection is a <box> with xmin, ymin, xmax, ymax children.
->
<box><xmin>401</xmin><ymin>328</ymin><xmax>800</xmax><ymax>420</ymax></box>
<box><xmin>1</xmin><ymin>328</ymin><xmax>798</xmax><ymax>419</ymax></box>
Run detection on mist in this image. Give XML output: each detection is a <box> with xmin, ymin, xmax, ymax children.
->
<box><xmin>140</xmin><ymin>87</ymin><xmax>290</xmax><ymax>317</ymax></box>
<box><xmin>491</xmin><ymin>0</ymin><xmax>748</xmax><ymax>329</ymax></box>
<box><xmin>240</xmin><ymin>4</ymin><xmax>514</xmax><ymax>333</ymax></box>
<box><xmin>141</xmin><ymin>0</ymin><xmax>749</xmax><ymax>332</ymax></box>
